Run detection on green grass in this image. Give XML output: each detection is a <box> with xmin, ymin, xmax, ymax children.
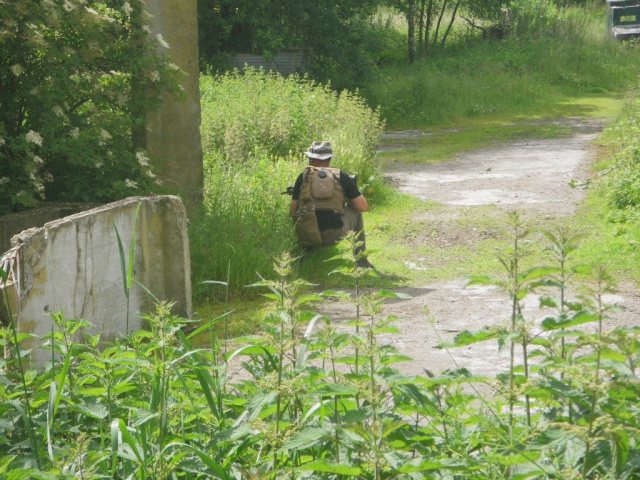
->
<box><xmin>572</xmin><ymin>163</ymin><xmax>640</xmax><ymax>284</ymax></box>
<box><xmin>192</xmin><ymin>70</ymin><xmax>384</xmax><ymax>304</ymax></box>
<box><xmin>365</xmin><ymin>189</ymin><xmax>541</xmax><ymax>284</ymax></box>
<box><xmin>377</xmin><ymin>92</ymin><xmax>625</xmax><ymax>164</ymax></box>
<box><xmin>364</xmin><ymin>30</ymin><xmax>640</xmax><ymax>130</ymax></box>
<box><xmin>568</xmin><ymin>91</ymin><xmax>640</xmax><ymax>284</ymax></box>
<box><xmin>192</xmin><ymin>89</ymin><xmax>633</xmax><ymax>338</ymax></box>
<box><xmin>575</xmin><ymin>198</ymin><xmax>640</xmax><ymax>283</ymax></box>
<box><xmin>191</xmin><ymin>297</ymin><xmax>268</xmax><ymax>345</ymax></box>
<box><xmin>362</xmin><ymin>92</ymin><xmax>628</xmax><ymax>288</ymax></box>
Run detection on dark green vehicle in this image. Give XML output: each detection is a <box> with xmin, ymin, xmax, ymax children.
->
<box><xmin>606</xmin><ymin>0</ymin><xmax>640</xmax><ymax>40</ymax></box>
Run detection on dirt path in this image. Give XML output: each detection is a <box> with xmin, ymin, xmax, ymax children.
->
<box><xmin>382</xmin><ymin>118</ymin><xmax>602</xmax><ymax>215</ymax></box>
<box><xmin>315</xmin><ymin>118</ymin><xmax>640</xmax><ymax>377</ymax></box>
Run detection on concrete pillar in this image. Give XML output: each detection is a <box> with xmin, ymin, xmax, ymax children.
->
<box><xmin>144</xmin><ymin>0</ymin><xmax>203</xmax><ymax>216</ymax></box>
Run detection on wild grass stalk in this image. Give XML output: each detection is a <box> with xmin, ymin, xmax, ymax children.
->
<box><xmin>0</xmin><ymin>266</ymin><xmax>41</xmax><ymax>469</ymax></box>
<box><xmin>199</xmin><ymin>276</ymin><xmax>231</xmax><ymax>357</ymax></box>
<box><xmin>501</xmin><ymin>212</ymin><xmax>529</xmax><ymax>428</ymax></box>
<box><xmin>114</xmin><ymin>202</ymin><xmax>141</xmax><ymax>335</ymax></box>
<box><xmin>580</xmin><ymin>264</ymin><xmax>618</xmax><ymax>478</ymax></box>
<box><xmin>327</xmin><ymin>230</ymin><xmax>378</xmax><ymax>379</ymax></box>
<box><xmin>465</xmin><ymin>211</ymin><xmax>538</xmax><ymax>429</ymax></box>
<box><xmin>247</xmin><ymin>252</ymin><xmax>321</xmax><ymax>473</ymax></box>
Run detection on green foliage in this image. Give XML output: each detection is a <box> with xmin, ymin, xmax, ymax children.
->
<box><xmin>192</xmin><ymin>69</ymin><xmax>384</xmax><ymax>299</ymax></box>
<box><xmin>1</xmin><ymin>247</ymin><xmax>640</xmax><ymax>478</ymax></box>
<box><xmin>364</xmin><ymin>4</ymin><xmax>640</xmax><ymax>129</ymax></box>
<box><xmin>509</xmin><ymin>0</ymin><xmax>601</xmax><ymax>39</ymax></box>
<box><xmin>601</xmin><ymin>92</ymin><xmax>640</xmax><ymax>210</ymax></box>
<box><xmin>572</xmin><ymin>90</ymin><xmax>640</xmax><ymax>283</ymax></box>
<box><xmin>198</xmin><ymin>0</ymin><xmax>382</xmax><ymax>58</ymax></box>
<box><xmin>302</xmin><ymin>13</ymin><xmax>402</xmax><ymax>92</ymax></box>
<box><xmin>200</xmin><ymin>69</ymin><xmax>384</xmax><ymax>181</ymax></box>
<box><xmin>460</xmin><ymin>0</ymin><xmax>506</xmax><ymax>23</ymax></box>
<box><xmin>197</xmin><ymin>0</ymin><xmax>396</xmax><ymax>91</ymax></box>
<box><xmin>190</xmin><ymin>151</ymin><xmax>300</xmax><ymax>300</ymax></box>
<box><xmin>0</xmin><ymin>0</ymin><xmax>179</xmax><ymax>214</ymax></box>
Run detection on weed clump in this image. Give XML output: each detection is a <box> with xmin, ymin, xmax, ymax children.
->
<box><xmin>0</xmin><ymin>224</ymin><xmax>639</xmax><ymax>478</ymax></box>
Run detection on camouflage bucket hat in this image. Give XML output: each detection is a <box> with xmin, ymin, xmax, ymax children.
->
<box><xmin>304</xmin><ymin>141</ymin><xmax>334</xmax><ymax>161</ymax></box>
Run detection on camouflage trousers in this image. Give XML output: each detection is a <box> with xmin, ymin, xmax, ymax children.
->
<box><xmin>319</xmin><ymin>206</ymin><xmax>366</xmax><ymax>253</ymax></box>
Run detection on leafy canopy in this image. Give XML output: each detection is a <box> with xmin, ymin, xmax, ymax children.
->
<box><xmin>0</xmin><ymin>0</ymin><xmax>179</xmax><ymax>214</ymax></box>
<box><xmin>197</xmin><ymin>0</ymin><xmax>390</xmax><ymax>91</ymax></box>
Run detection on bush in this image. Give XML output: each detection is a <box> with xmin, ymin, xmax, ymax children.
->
<box><xmin>610</xmin><ymin>168</ymin><xmax>640</xmax><ymax>209</ymax></box>
<box><xmin>190</xmin><ymin>152</ymin><xmax>301</xmax><ymax>299</ymax></box>
<box><xmin>193</xmin><ymin>69</ymin><xmax>384</xmax><ymax>299</ymax></box>
<box><xmin>0</xmin><ymin>0</ymin><xmax>179</xmax><ymax>214</ymax></box>
<box><xmin>1</xmin><ymin>248</ymin><xmax>639</xmax><ymax>478</ymax></box>
<box><xmin>602</xmin><ymin>92</ymin><xmax>640</xmax><ymax>210</ymax></box>
<box><xmin>509</xmin><ymin>0</ymin><xmax>601</xmax><ymax>40</ymax></box>
<box><xmin>200</xmin><ymin>69</ymin><xmax>384</xmax><ymax>180</ymax></box>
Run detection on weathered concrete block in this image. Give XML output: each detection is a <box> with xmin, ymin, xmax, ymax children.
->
<box><xmin>4</xmin><ymin>195</ymin><xmax>191</xmax><ymax>367</ymax></box>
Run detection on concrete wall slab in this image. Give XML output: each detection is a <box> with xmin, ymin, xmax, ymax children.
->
<box><xmin>3</xmin><ymin>195</ymin><xmax>191</xmax><ymax>367</ymax></box>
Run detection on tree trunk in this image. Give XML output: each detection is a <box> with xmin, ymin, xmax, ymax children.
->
<box><xmin>433</xmin><ymin>0</ymin><xmax>449</xmax><ymax>47</ymax></box>
<box><xmin>425</xmin><ymin>0</ymin><xmax>434</xmax><ymax>53</ymax></box>
<box><xmin>418</xmin><ymin>0</ymin><xmax>425</xmax><ymax>56</ymax></box>
<box><xmin>440</xmin><ymin>0</ymin><xmax>460</xmax><ymax>47</ymax></box>
<box><xmin>407</xmin><ymin>0</ymin><xmax>416</xmax><ymax>64</ymax></box>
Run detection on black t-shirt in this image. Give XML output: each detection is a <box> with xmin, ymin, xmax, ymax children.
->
<box><xmin>292</xmin><ymin>170</ymin><xmax>361</xmax><ymax>231</ymax></box>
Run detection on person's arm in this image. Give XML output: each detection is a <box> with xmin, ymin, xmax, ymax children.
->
<box><xmin>289</xmin><ymin>199</ymin><xmax>299</xmax><ymax>217</ymax></box>
<box><xmin>349</xmin><ymin>194</ymin><xmax>368</xmax><ymax>212</ymax></box>
<box><xmin>289</xmin><ymin>173</ymin><xmax>304</xmax><ymax>216</ymax></box>
<box><xmin>341</xmin><ymin>171</ymin><xmax>368</xmax><ymax>212</ymax></box>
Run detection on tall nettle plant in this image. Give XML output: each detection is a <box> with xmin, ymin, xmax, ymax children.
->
<box><xmin>0</xmin><ymin>218</ymin><xmax>639</xmax><ymax>477</ymax></box>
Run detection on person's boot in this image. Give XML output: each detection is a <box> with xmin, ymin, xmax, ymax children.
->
<box><xmin>356</xmin><ymin>257</ymin><xmax>375</xmax><ymax>269</ymax></box>
<box><xmin>353</xmin><ymin>229</ymin><xmax>374</xmax><ymax>269</ymax></box>
<box><xmin>296</xmin><ymin>245</ymin><xmax>316</xmax><ymax>265</ymax></box>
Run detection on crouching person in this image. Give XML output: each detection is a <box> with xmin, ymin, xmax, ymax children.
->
<box><xmin>289</xmin><ymin>141</ymin><xmax>374</xmax><ymax>269</ymax></box>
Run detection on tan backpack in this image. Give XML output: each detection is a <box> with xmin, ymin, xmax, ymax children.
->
<box><xmin>294</xmin><ymin>167</ymin><xmax>345</xmax><ymax>246</ymax></box>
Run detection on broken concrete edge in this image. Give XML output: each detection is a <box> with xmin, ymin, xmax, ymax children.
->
<box><xmin>0</xmin><ymin>195</ymin><xmax>193</xmax><ymax>368</ymax></box>
<box><xmin>0</xmin><ymin>202</ymin><xmax>100</xmax><ymax>254</ymax></box>
<box><xmin>0</xmin><ymin>245</ymin><xmax>20</xmax><ymax>327</ymax></box>
<box><xmin>11</xmin><ymin>197</ymin><xmax>161</xmax><ymax>241</ymax></box>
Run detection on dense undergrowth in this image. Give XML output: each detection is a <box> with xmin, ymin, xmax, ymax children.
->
<box><xmin>191</xmin><ymin>69</ymin><xmax>384</xmax><ymax>300</ymax></box>
<box><xmin>572</xmin><ymin>90</ymin><xmax>640</xmax><ymax>282</ymax></box>
<box><xmin>1</xmin><ymin>225</ymin><xmax>639</xmax><ymax>478</ymax></box>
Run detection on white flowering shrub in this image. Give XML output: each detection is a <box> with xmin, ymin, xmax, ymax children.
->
<box><xmin>0</xmin><ymin>0</ymin><xmax>180</xmax><ymax>214</ymax></box>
